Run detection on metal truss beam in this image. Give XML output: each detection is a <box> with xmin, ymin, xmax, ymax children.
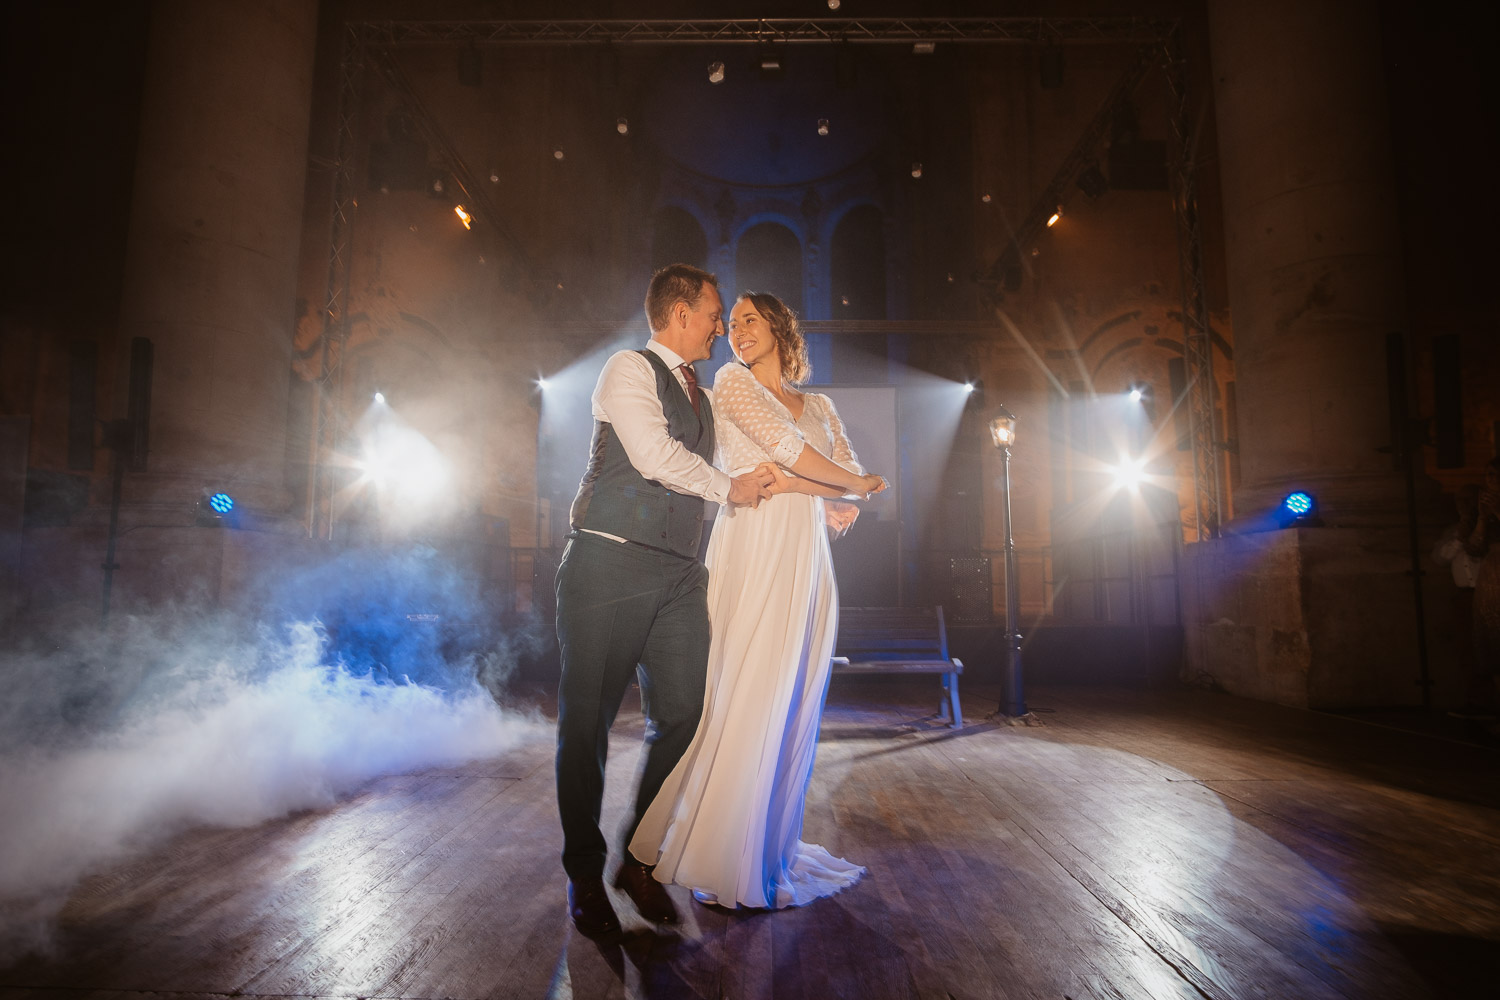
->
<box><xmin>1163</xmin><ymin>25</ymin><xmax>1222</xmax><ymax>540</ymax></box>
<box><xmin>311</xmin><ymin>22</ymin><xmax>364</xmax><ymax>541</ymax></box>
<box><xmin>360</xmin><ymin>17</ymin><xmax>1173</xmax><ymax>47</ymax></box>
<box><xmin>312</xmin><ymin>13</ymin><xmax>1226</xmax><ymax>545</ymax></box>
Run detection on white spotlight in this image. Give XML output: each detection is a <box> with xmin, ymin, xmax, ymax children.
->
<box><xmin>1129</xmin><ymin>388</ymin><xmax>1144</xmax><ymax>402</ymax></box>
<box><xmin>373</xmin><ymin>391</ymin><xmax>385</xmax><ymax>404</ymax></box>
<box><xmin>553</xmin><ymin>148</ymin><xmax>565</xmax><ymax>160</ymax></box>
<box><xmin>708</xmin><ymin>61</ymin><xmax>726</xmax><ymax>84</ymax></box>
<box><xmin>828</xmin><ymin>0</ymin><xmax>841</xmax><ymax>9</ymax></box>
<box><xmin>616</xmin><ymin>118</ymin><xmax>629</xmax><ymax>135</ymax></box>
<box><xmin>963</xmin><ymin>382</ymin><xmax>976</xmax><ymax>394</ymax></box>
<box><xmin>536</xmin><ymin>377</ymin><xmax>551</xmax><ymax>391</ymax></box>
<box><xmin>911</xmin><ymin>162</ymin><xmax>923</xmax><ymax>179</ymax></box>
<box><xmin>1110</xmin><ymin>456</ymin><xmax>1147</xmax><ymax>491</ymax></box>
<box><xmin>817</xmin><ymin>118</ymin><xmax>830</xmax><ymax>136</ymax></box>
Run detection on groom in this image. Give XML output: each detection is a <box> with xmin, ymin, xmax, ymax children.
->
<box><xmin>554</xmin><ymin>263</ymin><xmax>774</xmax><ymax>937</ymax></box>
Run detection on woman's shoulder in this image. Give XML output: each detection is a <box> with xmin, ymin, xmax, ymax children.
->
<box><xmin>714</xmin><ymin>359</ymin><xmax>762</xmax><ymax>389</ymax></box>
<box><xmin>804</xmin><ymin>390</ymin><xmax>837</xmax><ymax>413</ymax></box>
<box><xmin>712</xmin><ymin>362</ymin><xmax>758</xmax><ymax>390</ymax></box>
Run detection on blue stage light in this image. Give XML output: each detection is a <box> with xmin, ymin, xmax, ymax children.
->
<box><xmin>209</xmin><ymin>493</ymin><xmax>235</xmax><ymax>514</ymax></box>
<box><xmin>1282</xmin><ymin>491</ymin><xmax>1313</xmax><ymax>516</ymax></box>
<box><xmin>1274</xmin><ymin>490</ymin><xmax>1320</xmax><ymax>528</ymax></box>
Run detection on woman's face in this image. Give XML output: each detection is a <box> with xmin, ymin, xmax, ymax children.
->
<box><xmin>729</xmin><ymin>298</ymin><xmax>780</xmax><ymax>369</ymax></box>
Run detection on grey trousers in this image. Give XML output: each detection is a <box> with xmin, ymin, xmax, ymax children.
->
<box><xmin>554</xmin><ymin>531</ymin><xmax>710</xmax><ymax>881</ymax></box>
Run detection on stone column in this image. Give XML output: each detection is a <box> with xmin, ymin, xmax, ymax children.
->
<box><xmin>1181</xmin><ymin>1</ymin><xmax>1454</xmax><ymax>709</ymax></box>
<box><xmin>113</xmin><ymin>0</ymin><xmax>320</xmax><ymax>520</ymax></box>
<box><xmin>1208</xmin><ymin>0</ymin><xmax>1408</xmax><ymax>523</ymax></box>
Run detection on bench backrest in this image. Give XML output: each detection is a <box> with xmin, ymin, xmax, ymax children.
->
<box><xmin>835</xmin><ymin>606</ymin><xmax>951</xmax><ymax>662</ymax></box>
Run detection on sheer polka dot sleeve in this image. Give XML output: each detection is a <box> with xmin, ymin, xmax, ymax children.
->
<box><xmin>712</xmin><ymin>363</ymin><xmax>807</xmax><ymax>469</ymax></box>
<box><xmin>817</xmin><ymin>394</ymin><xmax>865</xmax><ymax>475</ymax></box>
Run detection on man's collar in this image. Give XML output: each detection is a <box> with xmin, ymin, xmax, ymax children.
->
<box><xmin>646</xmin><ymin>339</ymin><xmax>688</xmax><ymax>369</ymax></box>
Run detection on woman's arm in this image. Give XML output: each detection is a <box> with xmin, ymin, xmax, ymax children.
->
<box><xmin>784</xmin><ymin>394</ymin><xmax>883</xmax><ymax>496</ymax></box>
<box><xmin>782</xmin><ymin>446</ymin><xmax>884</xmax><ymax>496</ymax></box>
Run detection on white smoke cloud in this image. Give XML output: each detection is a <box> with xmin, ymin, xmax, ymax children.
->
<box><xmin>0</xmin><ymin>615</ymin><xmax>544</xmax><ymax>958</ymax></box>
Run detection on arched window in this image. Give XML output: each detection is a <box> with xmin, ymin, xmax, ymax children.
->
<box><xmin>830</xmin><ymin>205</ymin><xmax>887</xmax><ymax>320</ymax></box>
<box><xmin>735</xmin><ymin>222</ymin><xmax>803</xmax><ymax>315</ymax></box>
<box><xmin>651</xmin><ymin>206</ymin><xmax>708</xmax><ymax>272</ymax></box>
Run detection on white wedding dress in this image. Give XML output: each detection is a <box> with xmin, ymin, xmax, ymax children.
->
<box><xmin>629</xmin><ymin>362</ymin><xmax>867</xmax><ymax>909</ymax></box>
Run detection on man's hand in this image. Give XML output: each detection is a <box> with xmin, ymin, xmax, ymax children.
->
<box><xmin>728</xmin><ymin>466</ymin><xmax>775</xmax><ymax>508</ymax></box>
<box><xmin>758</xmin><ymin>462</ymin><xmax>794</xmax><ymax>496</ymax></box>
<box><xmin>824</xmin><ymin>500</ymin><xmax>860</xmax><ymax>539</ymax></box>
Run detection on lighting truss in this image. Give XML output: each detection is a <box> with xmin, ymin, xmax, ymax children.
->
<box><xmin>1163</xmin><ymin>23</ymin><xmax>1222</xmax><ymax>540</ymax></box>
<box><xmin>314</xmin><ymin>14</ymin><xmax>1221</xmax><ymax>542</ymax></box>
<box><xmin>311</xmin><ymin>22</ymin><xmax>365</xmax><ymax>542</ymax></box>
<box><xmin>360</xmin><ymin>17</ymin><xmax>1173</xmax><ymax>47</ymax></box>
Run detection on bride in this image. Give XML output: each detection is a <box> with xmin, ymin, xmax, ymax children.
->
<box><xmin>628</xmin><ymin>290</ymin><xmax>886</xmax><ymax>909</ymax></box>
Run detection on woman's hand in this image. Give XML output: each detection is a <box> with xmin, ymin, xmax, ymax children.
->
<box><xmin>824</xmin><ymin>500</ymin><xmax>861</xmax><ymax>539</ymax></box>
<box><xmin>859</xmin><ymin>474</ymin><xmax>888</xmax><ymax>498</ymax></box>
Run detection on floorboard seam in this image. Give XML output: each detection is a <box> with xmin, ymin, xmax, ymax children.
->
<box><xmin>932</xmin><ymin>739</ymin><xmax>1234</xmax><ymax>1000</ymax></box>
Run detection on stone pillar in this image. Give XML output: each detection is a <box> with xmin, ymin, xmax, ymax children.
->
<box><xmin>1208</xmin><ymin>0</ymin><xmax>1407</xmax><ymax>521</ymax></box>
<box><xmin>113</xmin><ymin>0</ymin><xmax>320</xmax><ymax>520</ymax></box>
<box><xmin>1184</xmin><ymin>1</ymin><xmax>1452</xmax><ymax>708</ymax></box>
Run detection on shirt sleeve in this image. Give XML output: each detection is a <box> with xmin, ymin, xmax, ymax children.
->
<box><xmin>594</xmin><ymin>351</ymin><xmax>731</xmax><ymax>504</ymax></box>
<box><xmin>711</xmin><ymin>363</ymin><xmax>806</xmax><ymax>468</ymax></box>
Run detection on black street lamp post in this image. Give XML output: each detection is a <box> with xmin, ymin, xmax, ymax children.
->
<box><xmin>989</xmin><ymin>407</ymin><xmax>1035</xmax><ymax>723</ymax></box>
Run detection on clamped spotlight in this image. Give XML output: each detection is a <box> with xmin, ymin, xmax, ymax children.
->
<box><xmin>1275</xmin><ymin>491</ymin><xmax>1320</xmax><ymax>527</ymax></box>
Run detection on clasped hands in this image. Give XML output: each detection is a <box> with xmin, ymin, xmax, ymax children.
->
<box><xmin>727</xmin><ymin>464</ymin><xmax>888</xmax><ymax>511</ymax></box>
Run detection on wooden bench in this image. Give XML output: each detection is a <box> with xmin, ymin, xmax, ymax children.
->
<box><xmin>831</xmin><ymin>606</ymin><xmax>965</xmax><ymax>728</ymax></box>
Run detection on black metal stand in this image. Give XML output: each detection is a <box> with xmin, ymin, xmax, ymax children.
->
<box><xmin>993</xmin><ymin>444</ymin><xmax>1041</xmax><ymax>726</ymax></box>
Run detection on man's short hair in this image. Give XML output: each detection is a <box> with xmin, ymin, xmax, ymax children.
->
<box><xmin>645</xmin><ymin>264</ymin><xmax>718</xmax><ymax>334</ymax></box>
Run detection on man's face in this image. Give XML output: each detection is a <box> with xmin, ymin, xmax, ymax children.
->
<box><xmin>678</xmin><ymin>283</ymin><xmax>724</xmax><ymax>363</ymax></box>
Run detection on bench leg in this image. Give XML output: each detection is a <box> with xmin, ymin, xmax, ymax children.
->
<box><xmin>941</xmin><ymin>673</ymin><xmax>962</xmax><ymax>728</ymax></box>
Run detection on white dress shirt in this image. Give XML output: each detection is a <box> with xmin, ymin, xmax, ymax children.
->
<box><xmin>589</xmin><ymin>340</ymin><xmax>731</xmax><ymax>507</ymax></box>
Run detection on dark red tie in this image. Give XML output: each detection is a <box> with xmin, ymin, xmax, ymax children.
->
<box><xmin>679</xmin><ymin>363</ymin><xmax>700</xmax><ymax>415</ymax></box>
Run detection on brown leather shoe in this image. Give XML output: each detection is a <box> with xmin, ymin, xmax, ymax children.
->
<box><xmin>613</xmin><ymin>858</ymin><xmax>679</xmax><ymax>924</ymax></box>
<box><xmin>567</xmin><ymin>877</ymin><xmax>621</xmax><ymax>938</ymax></box>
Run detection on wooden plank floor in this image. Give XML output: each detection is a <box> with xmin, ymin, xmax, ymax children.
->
<box><xmin>2</xmin><ymin>678</ymin><xmax>1497</xmax><ymax>1000</ymax></box>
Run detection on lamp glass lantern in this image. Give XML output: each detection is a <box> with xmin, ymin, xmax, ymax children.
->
<box><xmin>989</xmin><ymin>408</ymin><xmax>1017</xmax><ymax>450</ymax></box>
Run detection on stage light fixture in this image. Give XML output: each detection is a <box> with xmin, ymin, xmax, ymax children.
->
<box><xmin>1276</xmin><ymin>490</ymin><xmax>1320</xmax><ymax>527</ymax></box>
<box><xmin>1046</xmin><ymin>205</ymin><xmax>1063</xmax><ymax>227</ymax></box>
<box><xmin>827</xmin><ymin>0</ymin><xmax>840</xmax><ymax>9</ymax></box>
<box><xmin>209</xmin><ymin>493</ymin><xmax>235</xmax><ymax>514</ymax></box>
<box><xmin>911</xmin><ymin>162</ymin><xmax>923</xmax><ymax>179</ymax></box>
<box><xmin>981</xmin><ymin>193</ymin><xmax>992</xmax><ymax>203</ymax></box>
<box><xmin>840</xmin><ymin>295</ymin><xmax>849</xmax><ymax>306</ymax></box>
<box><xmin>708</xmin><ymin>61</ymin><xmax>726</xmax><ymax>84</ymax></box>
<box><xmin>489</xmin><ymin>169</ymin><xmax>500</xmax><ymax>183</ymax></box>
<box><xmin>374</xmin><ymin>391</ymin><xmax>386</xmax><ymax>404</ymax></box>
<box><xmin>432</xmin><ymin>178</ymin><xmax>444</xmax><ymax>195</ymax></box>
<box><xmin>963</xmin><ymin>382</ymin><xmax>976</xmax><ymax>395</ymax></box>
<box><xmin>760</xmin><ymin>47</ymin><xmax>783</xmax><ymax>73</ymax></box>
<box><xmin>536</xmin><ymin>377</ymin><xmax>550</xmax><ymax>391</ymax></box>
<box><xmin>1129</xmin><ymin>387</ymin><xmax>1144</xmax><ymax>402</ymax></box>
<box><xmin>817</xmin><ymin>119</ymin><xmax>830</xmax><ymax>136</ymax></box>
<box><xmin>913</xmin><ymin>42</ymin><xmax>936</xmax><ymax>55</ymax></box>
<box><xmin>553</xmin><ymin>148</ymin><xmax>565</xmax><ymax>161</ymax></box>
<box><xmin>454</xmin><ymin>205</ymin><xmax>473</xmax><ymax>230</ymax></box>
<box><xmin>616</xmin><ymin>118</ymin><xmax>629</xmax><ymax>134</ymax></box>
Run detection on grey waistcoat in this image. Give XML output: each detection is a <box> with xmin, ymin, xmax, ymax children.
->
<box><xmin>568</xmin><ymin>350</ymin><xmax>716</xmax><ymax>558</ymax></box>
